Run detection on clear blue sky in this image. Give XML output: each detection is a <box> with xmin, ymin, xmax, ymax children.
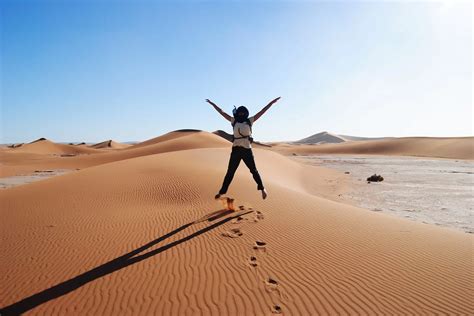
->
<box><xmin>1</xmin><ymin>0</ymin><xmax>472</xmax><ymax>143</ymax></box>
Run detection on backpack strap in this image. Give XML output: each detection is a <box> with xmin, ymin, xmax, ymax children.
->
<box><xmin>235</xmin><ymin>128</ymin><xmax>248</xmax><ymax>139</ymax></box>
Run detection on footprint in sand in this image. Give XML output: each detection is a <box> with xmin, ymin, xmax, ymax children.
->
<box><xmin>265</xmin><ymin>277</ymin><xmax>286</xmax><ymax>299</ymax></box>
<box><xmin>249</xmin><ymin>256</ymin><xmax>258</xmax><ymax>267</ymax></box>
<box><xmin>222</xmin><ymin>227</ymin><xmax>243</xmax><ymax>238</ymax></box>
<box><xmin>254</xmin><ymin>210</ymin><xmax>264</xmax><ymax>221</ymax></box>
<box><xmin>253</xmin><ymin>240</ymin><xmax>267</xmax><ymax>251</ymax></box>
<box><xmin>231</xmin><ymin>216</ymin><xmax>247</xmax><ymax>224</ymax></box>
<box><xmin>271</xmin><ymin>305</ymin><xmax>282</xmax><ymax>314</ymax></box>
<box><xmin>232</xmin><ymin>208</ymin><xmax>261</xmax><ymax>223</ymax></box>
<box><xmin>265</xmin><ymin>277</ymin><xmax>279</xmax><ymax>291</ymax></box>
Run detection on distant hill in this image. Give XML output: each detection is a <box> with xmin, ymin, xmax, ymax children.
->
<box><xmin>295</xmin><ymin>131</ymin><xmax>392</xmax><ymax>144</ymax></box>
<box><xmin>10</xmin><ymin>138</ymin><xmax>100</xmax><ymax>155</ymax></box>
<box><xmin>295</xmin><ymin>131</ymin><xmax>346</xmax><ymax>144</ymax></box>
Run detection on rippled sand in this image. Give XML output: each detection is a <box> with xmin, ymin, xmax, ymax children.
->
<box><xmin>1</xmin><ymin>135</ymin><xmax>473</xmax><ymax>315</ymax></box>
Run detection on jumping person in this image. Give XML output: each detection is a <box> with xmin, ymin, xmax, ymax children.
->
<box><xmin>206</xmin><ymin>97</ymin><xmax>281</xmax><ymax>200</ymax></box>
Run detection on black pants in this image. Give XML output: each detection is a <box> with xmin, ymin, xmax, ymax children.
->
<box><xmin>219</xmin><ymin>146</ymin><xmax>264</xmax><ymax>195</ymax></box>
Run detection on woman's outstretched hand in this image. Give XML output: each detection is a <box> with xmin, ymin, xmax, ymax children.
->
<box><xmin>206</xmin><ymin>99</ymin><xmax>220</xmax><ymax>108</ymax></box>
<box><xmin>269</xmin><ymin>97</ymin><xmax>281</xmax><ymax>105</ymax></box>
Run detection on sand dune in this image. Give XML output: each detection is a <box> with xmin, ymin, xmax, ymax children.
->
<box><xmin>338</xmin><ymin>134</ymin><xmax>392</xmax><ymax>142</ymax></box>
<box><xmin>73</xmin><ymin>131</ymin><xmax>231</xmax><ymax>167</ymax></box>
<box><xmin>1</xmin><ymin>147</ymin><xmax>472</xmax><ymax>315</ymax></box>
<box><xmin>90</xmin><ymin>140</ymin><xmax>131</xmax><ymax>149</ymax></box>
<box><xmin>129</xmin><ymin>129</ymin><xmax>203</xmax><ymax>149</ymax></box>
<box><xmin>274</xmin><ymin>136</ymin><xmax>474</xmax><ymax>160</ymax></box>
<box><xmin>0</xmin><ymin>131</ymin><xmax>231</xmax><ymax>177</ymax></box>
<box><xmin>296</xmin><ymin>131</ymin><xmax>347</xmax><ymax>144</ymax></box>
<box><xmin>295</xmin><ymin>131</ymin><xmax>392</xmax><ymax>144</ymax></box>
<box><xmin>11</xmin><ymin>138</ymin><xmax>101</xmax><ymax>155</ymax></box>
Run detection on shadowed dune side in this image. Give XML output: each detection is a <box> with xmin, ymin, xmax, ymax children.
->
<box><xmin>213</xmin><ymin>130</ymin><xmax>233</xmax><ymax>142</ymax></box>
<box><xmin>273</xmin><ymin>137</ymin><xmax>474</xmax><ymax>160</ymax></box>
<box><xmin>1</xmin><ymin>148</ymin><xmax>472</xmax><ymax>315</ymax></box>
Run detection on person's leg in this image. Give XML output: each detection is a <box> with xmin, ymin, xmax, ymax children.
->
<box><xmin>242</xmin><ymin>149</ymin><xmax>265</xmax><ymax>191</ymax></box>
<box><xmin>218</xmin><ymin>147</ymin><xmax>243</xmax><ymax>195</ymax></box>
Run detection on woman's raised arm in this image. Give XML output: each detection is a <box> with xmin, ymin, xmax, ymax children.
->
<box><xmin>253</xmin><ymin>97</ymin><xmax>281</xmax><ymax>122</ymax></box>
<box><xmin>206</xmin><ymin>99</ymin><xmax>232</xmax><ymax>122</ymax></box>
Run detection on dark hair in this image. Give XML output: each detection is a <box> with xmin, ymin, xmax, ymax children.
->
<box><xmin>234</xmin><ymin>106</ymin><xmax>249</xmax><ymax>120</ymax></box>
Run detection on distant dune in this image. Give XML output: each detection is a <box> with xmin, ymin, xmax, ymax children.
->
<box><xmin>295</xmin><ymin>131</ymin><xmax>347</xmax><ymax>144</ymax></box>
<box><xmin>2</xmin><ymin>132</ymin><xmax>472</xmax><ymax>179</ymax></box>
<box><xmin>90</xmin><ymin>140</ymin><xmax>131</xmax><ymax>149</ymax></box>
<box><xmin>294</xmin><ymin>131</ymin><xmax>393</xmax><ymax>144</ymax></box>
<box><xmin>274</xmin><ymin>136</ymin><xmax>474</xmax><ymax>160</ymax></box>
<box><xmin>0</xmin><ymin>131</ymin><xmax>231</xmax><ymax>177</ymax></box>
<box><xmin>338</xmin><ymin>134</ymin><xmax>393</xmax><ymax>141</ymax></box>
<box><xmin>128</xmin><ymin>129</ymin><xmax>203</xmax><ymax>149</ymax></box>
<box><xmin>11</xmin><ymin>138</ymin><xmax>102</xmax><ymax>155</ymax></box>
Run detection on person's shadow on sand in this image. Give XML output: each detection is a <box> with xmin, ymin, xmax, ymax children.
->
<box><xmin>0</xmin><ymin>209</ymin><xmax>251</xmax><ymax>316</ymax></box>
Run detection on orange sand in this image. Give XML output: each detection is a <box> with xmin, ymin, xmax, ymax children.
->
<box><xmin>0</xmin><ymin>132</ymin><xmax>473</xmax><ymax>315</ymax></box>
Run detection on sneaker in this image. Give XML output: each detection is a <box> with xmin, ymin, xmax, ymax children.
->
<box><xmin>261</xmin><ymin>189</ymin><xmax>267</xmax><ymax>200</ymax></box>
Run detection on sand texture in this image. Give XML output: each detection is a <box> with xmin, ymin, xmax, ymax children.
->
<box><xmin>1</xmin><ymin>132</ymin><xmax>473</xmax><ymax>315</ymax></box>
